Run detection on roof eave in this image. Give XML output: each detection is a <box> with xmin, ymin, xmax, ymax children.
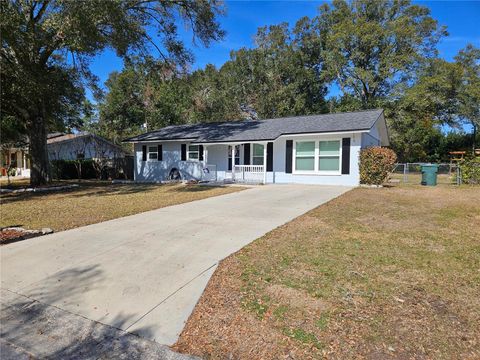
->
<box><xmin>125</xmin><ymin>129</ymin><xmax>371</xmax><ymax>144</ymax></box>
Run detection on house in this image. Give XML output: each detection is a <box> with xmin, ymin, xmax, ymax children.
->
<box><xmin>1</xmin><ymin>132</ymin><xmax>130</xmax><ymax>179</ymax></box>
<box><xmin>0</xmin><ymin>146</ymin><xmax>30</xmax><ymax>177</ymax></box>
<box><xmin>124</xmin><ymin>109</ymin><xmax>389</xmax><ymax>186</ymax></box>
<box><xmin>47</xmin><ymin>132</ymin><xmax>129</xmax><ymax>161</ymax></box>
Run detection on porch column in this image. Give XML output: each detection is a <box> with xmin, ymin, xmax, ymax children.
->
<box><xmin>204</xmin><ymin>145</ymin><xmax>208</xmax><ymax>165</ymax></box>
<box><xmin>231</xmin><ymin>144</ymin><xmax>235</xmax><ymax>180</ymax></box>
<box><xmin>263</xmin><ymin>142</ymin><xmax>267</xmax><ymax>184</ymax></box>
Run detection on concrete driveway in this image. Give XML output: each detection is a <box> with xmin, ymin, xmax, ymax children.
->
<box><xmin>1</xmin><ymin>184</ymin><xmax>350</xmax><ymax>346</ymax></box>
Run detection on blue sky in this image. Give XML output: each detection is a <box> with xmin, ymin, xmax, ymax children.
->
<box><xmin>90</xmin><ymin>1</ymin><xmax>480</xmax><ymax>90</ymax></box>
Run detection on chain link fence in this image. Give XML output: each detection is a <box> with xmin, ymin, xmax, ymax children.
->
<box><xmin>390</xmin><ymin>163</ymin><xmax>461</xmax><ymax>185</ymax></box>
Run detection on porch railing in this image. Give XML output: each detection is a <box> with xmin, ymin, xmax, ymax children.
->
<box><xmin>233</xmin><ymin>165</ymin><xmax>264</xmax><ymax>184</ymax></box>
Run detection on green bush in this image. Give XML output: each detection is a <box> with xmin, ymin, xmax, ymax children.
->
<box><xmin>360</xmin><ymin>147</ymin><xmax>397</xmax><ymax>185</ymax></box>
<box><xmin>459</xmin><ymin>157</ymin><xmax>480</xmax><ymax>185</ymax></box>
<box><xmin>50</xmin><ymin>159</ymin><xmax>96</xmax><ymax>179</ymax></box>
<box><xmin>7</xmin><ymin>166</ymin><xmax>16</xmax><ymax>177</ymax></box>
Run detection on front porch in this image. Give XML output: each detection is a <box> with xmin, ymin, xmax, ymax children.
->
<box><xmin>196</xmin><ymin>142</ymin><xmax>270</xmax><ymax>184</ymax></box>
<box><xmin>1</xmin><ymin>148</ymin><xmax>31</xmax><ymax>178</ymax></box>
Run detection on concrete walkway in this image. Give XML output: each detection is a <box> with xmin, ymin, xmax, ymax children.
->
<box><xmin>1</xmin><ymin>184</ymin><xmax>350</xmax><ymax>350</ymax></box>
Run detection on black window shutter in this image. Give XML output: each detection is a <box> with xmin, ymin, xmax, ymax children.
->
<box><xmin>243</xmin><ymin>144</ymin><xmax>250</xmax><ymax>165</ymax></box>
<box><xmin>181</xmin><ymin>144</ymin><xmax>187</xmax><ymax>161</ymax></box>
<box><xmin>142</xmin><ymin>145</ymin><xmax>147</xmax><ymax>161</ymax></box>
<box><xmin>228</xmin><ymin>158</ymin><xmax>232</xmax><ymax>171</ymax></box>
<box><xmin>267</xmin><ymin>142</ymin><xmax>273</xmax><ymax>171</ymax></box>
<box><xmin>199</xmin><ymin>145</ymin><xmax>204</xmax><ymax>161</ymax></box>
<box><xmin>285</xmin><ymin>140</ymin><xmax>293</xmax><ymax>173</ymax></box>
<box><xmin>341</xmin><ymin>138</ymin><xmax>351</xmax><ymax>174</ymax></box>
<box><xmin>158</xmin><ymin>144</ymin><xmax>162</xmax><ymax>161</ymax></box>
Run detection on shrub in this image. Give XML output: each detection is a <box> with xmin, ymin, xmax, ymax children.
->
<box><xmin>50</xmin><ymin>159</ymin><xmax>96</xmax><ymax>180</ymax></box>
<box><xmin>459</xmin><ymin>157</ymin><xmax>480</xmax><ymax>185</ymax></box>
<box><xmin>360</xmin><ymin>147</ymin><xmax>397</xmax><ymax>185</ymax></box>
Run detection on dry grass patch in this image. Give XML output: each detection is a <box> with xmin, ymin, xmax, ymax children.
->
<box><xmin>0</xmin><ymin>177</ymin><xmax>32</xmax><ymax>189</ymax></box>
<box><xmin>175</xmin><ymin>185</ymin><xmax>480</xmax><ymax>359</ymax></box>
<box><xmin>0</xmin><ymin>182</ymin><xmax>242</xmax><ymax>231</ymax></box>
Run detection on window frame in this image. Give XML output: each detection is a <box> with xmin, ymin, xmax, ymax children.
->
<box><xmin>294</xmin><ymin>141</ymin><xmax>315</xmax><ymax>172</ymax></box>
<box><xmin>251</xmin><ymin>143</ymin><xmax>265</xmax><ymax>166</ymax></box>
<box><xmin>187</xmin><ymin>144</ymin><xmax>200</xmax><ymax>161</ymax></box>
<box><xmin>318</xmin><ymin>140</ymin><xmax>341</xmax><ymax>172</ymax></box>
<box><xmin>292</xmin><ymin>138</ymin><xmax>342</xmax><ymax>175</ymax></box>
<box><xmin>228</xmin><ymin>145</ymin><xmax>240</xmax><ymax>167</ymax></box>
<box><xmin>148</xmin><ymin>146</ymin><xmax>158</xmax><ymax>161</ymax></box>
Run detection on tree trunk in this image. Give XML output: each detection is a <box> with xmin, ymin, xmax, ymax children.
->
<box><xmin>29</xmin><ymin>115</ymin><xmax>50</xmax><ymax>186</ymax></box>
<box><xmin>473</xmin><ymin>123</ymin><xmax>477</xmax><ymax>155</ymax></box>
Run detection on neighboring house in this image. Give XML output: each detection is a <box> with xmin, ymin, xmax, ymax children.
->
<box><xmin>124</xmin><ymin>109</ymin><xmax>389</xmax><ymax>186</ymax></box>
<box><xmin>1</xmin><ymin>132</ymin><xmax>129</xmax><ymax>179</ymax></box>
<box><xmin>47</xmin><ymin>132</ymin><xmax>129</xmax><ymax>161</ymax></box>
<box><xmin>0</xmin><ymin>146</ymin><xmax>30</xmax><ymax>177</ymax></box>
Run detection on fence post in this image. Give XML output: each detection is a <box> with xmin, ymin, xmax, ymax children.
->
<box><xmin>403</xmin><ymin>163</ymin><xmax>407</xmax><ymax>183</ymax></box>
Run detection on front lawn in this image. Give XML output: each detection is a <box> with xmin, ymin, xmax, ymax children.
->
<box><xmin>175</xmin><ymin>185</ymin><xmax>480</xmax><ymax>359</ymax></box>
<box><xmin>1</xmin><ymin>182</ymin><xmax>242</xmax><ymax>232</ymax></box>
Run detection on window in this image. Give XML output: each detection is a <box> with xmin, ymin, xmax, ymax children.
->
<box><xmin>228</xmin><ymin>145</ymin><xmax>240</xmax><ymax>168</ymax></box>
<box><xmin>148</xmin><ymin>146</ymin><xmax>158</xmax><ymax>160</ymax></box>
<box><xmin>295</xmin><ymin>141</ymin><xmax>315</xmax><ymax>171</ymax></box>
<box><xmin>318</xmin><ymin>140</ymin><xmax>340</xmax><ymax>171</ymax></box>
<box><xmin>187</xmin><ymin>145</ymin><xmax>199</xmax><ymax>160</ymax></box>
<box><xmin>294</xmin><ymin>140</ymin><xmax>341</xmax><ymax>173</ymax></box>
<box><xmin>252</xmin><ymin>144</ymin><xmax>264</xmax><ymax>165</ymax></box>
<box><xmin>76</xmin><ymin>153</ymin><xmax>85</xmax><ymax>160</ymax></box>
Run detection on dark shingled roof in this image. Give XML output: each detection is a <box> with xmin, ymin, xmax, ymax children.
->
<box><xmin>124</xmin><ymin>109</ymin><xmax>383</xmax><ymax>143</ymax></box>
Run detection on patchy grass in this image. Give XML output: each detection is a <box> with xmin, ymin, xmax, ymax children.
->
<box><xmin>175</xmin><ymin>184</ymin><xmax>480</xmax><ymax>359</ymax></box>
<box><xmin>0</xmin><ymin>177</ymin><xmax>32</xmax><ymax>189</ymax></box>
<box><xmin>0</xmin><ymin>182</ymin><xmax>242</xmax><ymax>231</ymax></box>
<box><xmin>389</xmin><ymin>172</ymin><xmax>456</xmax><ymax>185</ymax></box>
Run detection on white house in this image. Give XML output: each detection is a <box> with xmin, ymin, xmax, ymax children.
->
<box><xmin>124</xmin><ymin>109</ymin><xmax>389</xmax><ymax>186</ymax></box>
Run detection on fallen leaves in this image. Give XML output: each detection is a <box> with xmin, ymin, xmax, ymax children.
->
<box><xmin>174</xmin><ymin>185</ymin><xmax>480</xmax><ymax>359</ymax></box>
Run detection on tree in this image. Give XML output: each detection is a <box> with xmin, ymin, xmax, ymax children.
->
<box><xmin>224</xmin><ymin>23</ymin><xmax>328</xmax><ymax>119</ymax></box>
<box><xmin>1</xmin><ymin>0</ymin><xmax>224</xmax><ymax>185</ymax></box>
<box><xmin>384</xmin><ymin>58</ymin><xmax>461</xmax><ymax>161</ymax></box>
<box><xmin>99</xmin><ymin>67</ymin><xmax>147</xmax><ymax>144</ymax></box>
<box><xmin>454</xmin><ymin>45</ymin><xmax>480</xmax><ymax>153</ymax></box>
<box><xmin>91</xmin><ymin>135</ymin><xmax>122</xmax><ymax>180</ymax></box>
<box><xmin>68</xmin><ymin>135</ymin><xmax>88</xmax><ymax>180</ymax></box>
<box><xmin>307</xmin><ymin>0</ymin><xmax>446</xmax><ymax>108</ymax></box>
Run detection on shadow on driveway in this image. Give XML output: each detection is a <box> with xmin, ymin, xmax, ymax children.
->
<box><xmin>0</xmin><ymin>265</ymin><xmax>197</xmax><ymax>359</ymax></box>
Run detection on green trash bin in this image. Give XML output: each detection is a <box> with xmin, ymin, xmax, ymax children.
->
<box><xmin>421</xmin><ymin>164</ymin><xmax>439</xmax><ymax>186</ymax></box>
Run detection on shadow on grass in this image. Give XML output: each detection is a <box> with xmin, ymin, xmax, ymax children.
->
<box><xmin>173</xmin><ymin>185</ymin><xmax>225</xmax><ymax>193</ymax></box>
<box><xmin>67</xmin><ymin>183</ymin><xmax>224</xmax><ymax>198</ymax></box>
<box><xmin>0</xmin><ymin>182</ymin><xmax>227</xmax><ymax>206</ymax></box>
<box><xmin>0</xmin><ymin>182</ymin><xmax>147</xmax><ymax>204</ymax></box>
<box><xmin>0</xmin><ymin>184</ymin><xmax>92</xmax><ymax>205</ymax></box>
<box><xmin>0</xmin><ymin>264</ymin><xmax>174</xmax><ymax>358</ymax></box>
